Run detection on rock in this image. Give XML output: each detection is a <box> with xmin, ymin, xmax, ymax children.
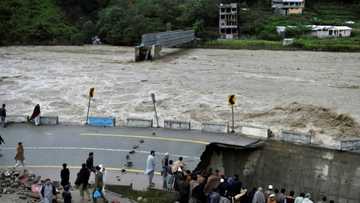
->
<box><xmin>126</xmin><ymin>161</ymin><xmax>133</xmax><ymax>168</ymax></box>
<box><xmin>19</xmin><ymin>195</ymin><xmax>27</xmax><ymax>199</ymax></box>
<box><xmin>132</xmin><ymin>145</ymin><xmax>139</xmax><ymax>149</ymax></box>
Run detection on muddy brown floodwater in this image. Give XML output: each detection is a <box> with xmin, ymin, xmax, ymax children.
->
<box><xmin>0</xmin><ymin>46</ymin><xmax>359</xmax><ymax>146</ymax></box>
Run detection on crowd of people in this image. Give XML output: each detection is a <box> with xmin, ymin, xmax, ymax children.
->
<box><xmin>11</xmin><ymin>149</ymin><xmax>107</xmax><ymax>203</ymax></box>
<box><xmin>145</xmin><ymin>152</ymin><xmax>336</xmax><ymax>203</ymax></box>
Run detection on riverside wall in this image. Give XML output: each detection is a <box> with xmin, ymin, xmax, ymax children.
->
<box><xmin>202</xmin><ymin>141</ymin><xmax>360</xmax><ymax>203</ymax></box>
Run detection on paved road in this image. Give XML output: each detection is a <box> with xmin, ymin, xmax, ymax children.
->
<box><xmin>0</xmin><ymin>123</ymin><xmax>257</xmax><ymax>173</ymax></box>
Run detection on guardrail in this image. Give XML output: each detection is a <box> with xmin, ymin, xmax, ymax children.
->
<box><xmin>239</xmin><ymin>125</ymin><xmax>270</xmax><ymax>139</ymax></box>
<box><xmin>5</xmin><ymin>115</ymin><xmax>28</xmax><ymax>123</ymax></box>
<box><xmin>40</xmin><ymin>116</ymin><xmax>59</xmax><ymax>125</ymax></box>
<box><xmin>201</xmin><ymin>122</ymin><xmax>229</xmax><ymax>133</ymax></box>
<box><xmin>126</xmin><ymin>118</ymin><xmax>153</xmax><ymax>128</ymax></box>
<box><xmin>164</xmin><ymin>120</ymin><xmax>191</xmax><ymax>130</ymax></box>
<box><xmin>279</xmin><ymin>130</ymin><xmax>312</xmax><ymax>144</ymax></box>
<box><xmin>87</xmin><ymin>117</ymin><xmax>116</xmax><ymax>127</ymax></box>
<box><xmin>340</xmin><ymin>139</ymin><xmax>360</xmax><ymax>151</ymax></box>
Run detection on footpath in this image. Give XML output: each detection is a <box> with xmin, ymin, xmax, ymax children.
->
<box><xmin>0</xmin><ymin>166</ymin><xmax>164</xmax><ymax>203</ymax></box>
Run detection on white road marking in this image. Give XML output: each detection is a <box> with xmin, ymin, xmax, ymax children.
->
<box><xmin>80</xmin><ymin>133</ymin><xmax>210</xmax><ymax>145</ymax></box>
<box><xmin>0</xmin><ymin>146</ymin><xmax>200</xmax><ymax>160</ymax></box>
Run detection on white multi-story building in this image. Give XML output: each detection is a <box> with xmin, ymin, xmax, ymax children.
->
<box><xmin>272</xmin><ymin>0</ymin><xmax>305</xmax><ymax>15</ymax></box>
<box><xmin>219</xmin><ymin>3</ymin><xmax>239</xmax><ymax>39</ymax></box>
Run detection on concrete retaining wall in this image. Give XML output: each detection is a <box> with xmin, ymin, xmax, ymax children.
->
<box><xmin>88</xmin><ymin>117</ymin><xmax>115</xmax><ymax>127</ymax></box>
<box><xmin>279</xmin><ymin>130</ymin><xmax>312</xmax><ymax>144</ymax></box>
<box><xmin>126</xmin><ymin>118</ymin><xmax>153</xmax><ymax>128</ymax></box>
<box><xmin>164</xmin><ymin>120</ymin><xmax>191</xmax><ymax>130</ymax></box>
<box><xmin>201</xmin><ymin>122</ymin><xmax>229</xmax><ymax>133</ymax></box>
<box><xmin>40</xmin><ymin>116</ymin><xmax>59</xmax><ymax>125</ymax></box>
<box><xmin>204</xmin><ymin>141</ymin><xmax>360</xmax><ymax>203</ymax></box>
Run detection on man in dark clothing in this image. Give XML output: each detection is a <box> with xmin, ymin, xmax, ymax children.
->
<box><xmin>192</xmin><ymin>180</ymin><xmax>206</xmax><ymax>203</ymax></box>
<box><xmin>0</xmin><ymin>135</ymin><xmax>5</xmax><ymax>145</ymax></box>
<box><xmin>227</xmin><ymin>174</ymin><xmax>242</xmax><ymax>197</ymax></box>
<box><xmin>62</xmin><ymin>184</ymin><xmax>72</xmax><ymax>203</ymax></box>
<box><xmin>77</xmin><ymin>163</ymin><xmax>91</xmax><ymax>201</ymax></box>
<box><xmin>0</xmin><ymin>104</ymin><xmax>6</xmax><ymax>128</ymax></box>
<box><xmin>86</xmin><ymin>152</ymin><xmax>95</xmax><ymax>172</ymax></box>
<box><xmin>61</xmin><ymin>163</ymin><xmax>70</xmax><ymax>188</ymax></box>
<box><xmin>176</xmin><ymin>174</ymin><xmax>190</xmax><ymax>203</ymax></box>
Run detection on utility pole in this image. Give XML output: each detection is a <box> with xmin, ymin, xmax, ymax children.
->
<box><xmin>86</xmin><ymin>88</ymin><xmax>95</xmax><ymax>125</ymax></box>
<box><xmin>228</xmin><ymin>95</ymin><xmax>236</xmax><ymax>133</ymax></box>
<box><xmin>150</xmin><ymin>93</ymin><xmax>159</xmax><ymax>128</ymax></box>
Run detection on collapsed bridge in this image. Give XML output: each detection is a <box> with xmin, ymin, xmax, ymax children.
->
<box><xmin>135</xmin><ymin>30</ymin><xmax>195</xmax><ymax>61</ymax></box>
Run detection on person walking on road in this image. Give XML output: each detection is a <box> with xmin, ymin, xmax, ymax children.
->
<box><xmin>76</xmin><ymin>163</ymin><xmax>91</xmax><ymax>202</ymax></box>
<box><xmin>29</xmin><ymin>104</ymin><xmax>41</xmax><ymax>126</ymax></box>
<box><xmin>0</xmin><ymin>104</ymin><xmax>6</xmax><ymax>128</ymax></box>
<box><xmin>86</xmin><ymin>152</ymin><xmax>95</xmax><ymax>172</ymax></box>
<box><xmin>15</xmin><ymin>142</ymin><xmax>25</xmax><ymax>168</ymax></box>
<box><xmin>145</xmin><ymin>150</ymin><xmax>156</xmax><ymax>188</ymax></box>
<box><xmin>93</xmin><ymin>165</ymin><xmax>108</xmax><ymax>203</ymax></box>
<box><xmin>61</xmin><ymin>163</ymin><xmax>70</xmax><ymax>188</ymax></box>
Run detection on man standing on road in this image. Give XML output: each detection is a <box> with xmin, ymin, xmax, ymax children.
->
<box><xmin>60</xmin><ymin>163</ymin><xmax>70</xmax><ymax>188</ymax></box>
<box><xmin>0</xmin><ymin>104</ymin><xmax>6</xmax><ymax>128</ymax></box>
<box><xmin>15</xmin><ymin>142</ymin><xmax>25</xmax><ymax>168</ymax></box>
<box><xmin>77</xmin><ymin>163</ymin><xmax>91</xmax><ymax>201</ymax></box>
<box><xmin>86</xmin><ymin>152</ymin><xmax>95</xmax><ymax>172</ymax></box>
<box><xmin>93</xmin><ymin>165</ymin><xmax>108</xmax><ymax>203</ymax></box>
<box><xmin>161</xmin><ymin>152</ymin><xmax>169</xmax><ymax>190</ymax></box>
<box><xmin>145</xmin><ymin>150</ymin><xmax>156</xmax><ymax>188</ymax></box>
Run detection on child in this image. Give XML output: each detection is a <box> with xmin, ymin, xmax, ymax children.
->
<box><xmin>62</xmin><ymin>185</ymin><xmax>72</xmax><ymax>203</ymax></box>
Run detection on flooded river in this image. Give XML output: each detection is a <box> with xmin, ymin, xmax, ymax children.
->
<box><xmin>0</xmin><ymin>46</ymin><xmax>359</xmax><ymax>145</ymax></box>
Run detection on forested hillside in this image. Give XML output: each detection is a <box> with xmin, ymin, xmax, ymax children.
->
<box><xmin>0</xmin><ymin>0</ymin><xmax>359</xmax><ymax>46</ymax></box>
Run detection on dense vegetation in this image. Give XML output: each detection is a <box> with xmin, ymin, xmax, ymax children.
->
<box><xmin>0</xmin><ymin>0</ymin><xmax>359</xmax><ymax>50</ymax></box>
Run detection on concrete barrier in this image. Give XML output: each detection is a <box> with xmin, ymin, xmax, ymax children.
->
<box><xmin>40</xmin><ymin>116</ymin><xmax>59</xmax><ymax>125</ymax></box>
<box><xmin>126</xmin><ymin>118</ymin><xmax>153</xmax><ymax>128</ymax></box>
<box><xmin>88</xmin><ymin>117</ymin><xmax>115</xmax><ymax>127</ymax></box>
<box><xmin>340</xmin><ymin>139</ymin><xmax>360</xmax><ymax>151</ymax></box>
<box><xmin>164</xmin><ymin>120</ymin><xmax>191</xmax><ymax>130</ymax></box>
<box><xmin>6</xmin><ymin>115</ymin><xmax>28</xmax><ymax>123</ymax></box>
<box><xmin>239</xmin><ymin>125</ymin><xmax>269</xmax><ymax>139</ymax></box>
<box><xmin>201</xmin><ymin>122</ymin><xmax>229</xmax><ymax>133</ymax></box>
<box><xmin>279</xmin><ymin>130</ymin><xmax>312</xmax><ymax>144</ymax></box>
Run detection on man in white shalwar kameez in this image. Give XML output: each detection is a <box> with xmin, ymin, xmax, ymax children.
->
<box><xmin>145</xmin><ymin>150</ymin><xmax>156</xmax><ymax>188</ymax></box>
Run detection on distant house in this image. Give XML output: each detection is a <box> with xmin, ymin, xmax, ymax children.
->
<box><xmin>272</xmin><ymin>0</ymin><xmax>305</xmax><ymax>15</ymax></box>
<box><xmin>309</xmin><ymin>25</ymin><xmax>352</xmax><ymax>38</ymax></box>
<box><xmin>219</xmin><ymin>3</ymin><xmax>239</xmax><ymax>39</ymax></box>
<box><xmin>276</xmin><ymin>25</ymin><xmax>352</xmax><ymax>38</ymax></box>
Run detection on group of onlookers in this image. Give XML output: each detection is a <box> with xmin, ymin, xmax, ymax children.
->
<box><xmin>37</xmin><ymin>152</ymin><xmax>107</xmax><ymax>203</ymax></box>
<box><xmin>147</xmin><ymin>152</ymin><xmax>337</xmax><ymax>203</ymax></box>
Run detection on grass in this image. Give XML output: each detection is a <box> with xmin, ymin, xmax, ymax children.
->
<box><xmin>293</xmin><ymin>36</ymin><xmax>360</xmax><ymax>52</ymax></box>
<box><xmin>107</xmin><ymin>185</ymin><xmax>177</xmax><ymax>203</ymax></box>
<box><xmin>200</xmin><ymin>39</ymin><xmax>285</xmax><ymax>50</ymax></box>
